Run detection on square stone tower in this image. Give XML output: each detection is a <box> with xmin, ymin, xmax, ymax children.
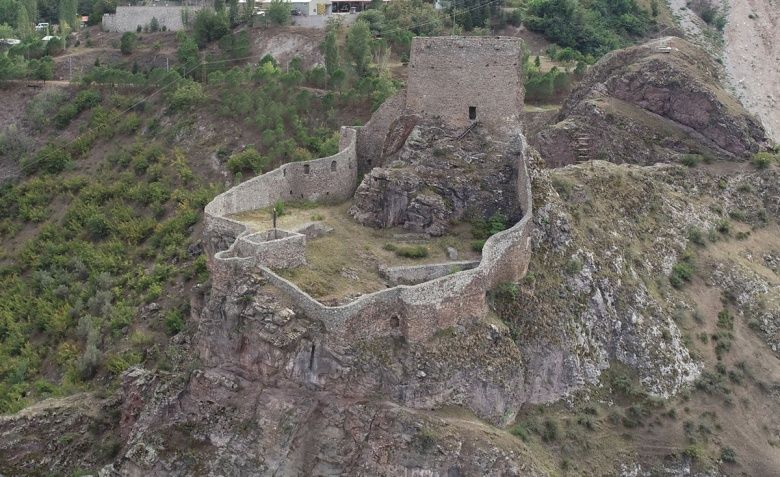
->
<box><xmin>405</xmin><ymin>36</ymin><xmax>524</xmax><ymax>133</ymax></box>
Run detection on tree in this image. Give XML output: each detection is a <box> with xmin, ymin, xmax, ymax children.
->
<box><xmin>192</xmin><ymin>8</ymin><xmax>228</xmax><ymax>47</ymax></box>
<box><xmin>213</xmin><ymin>0</ymin><xmax>224</xmax><ymax>12</ymax></box>
<box><xmin>22</xmin><ymin>0</ymin><xmax>36</xmax><ymax>25</ymax></box>
<box><xmin>15</xmin><ymin>6</ymin><xmax>33</xmax><ymax>39</ymax></box>
<box><xmin>29</xmin><ymin>56</ymin><xmax>53</xmax><ymax>80</ymax></box>
<box><xmin>176</xmin><ymin>31</ymin><xmax>200</xmax><ymax>78</ymax></box>
<box><xmin>267</xmin><ymin>0</ymin><xmax>290</xmax><ymax>25</ymax></box>
<box><xmin>119</xmin><ymin>31</ymin><xmax>136</xmax><ymax>54</ymax></box>
<box><xmin>346</xmin><ymin>20</ymin><xmax>371</xmax><ymax>76</ymax></box>
<box><xmin>58</xmin><ymin>0</ymin><xmax>77</xmax><ymax>32</ymax></box>
<box><xmin>149</xmin><ymin>16</ymin><xmax>159</xmax><ymax>32</ymax></box>
<box><xmin>0</xmin><ymin>54</ymin><xmax>27</xmax><ymax>80</ymax></box>
<box><xmin>321</xmin><ymin>29</ymin><xmax>339</xmax><ymax>77</ymax></box>
<box><xmin>227</xmin><ymin>0</ymin><xmax>238</xmax><ymax>27</ymax></box>
<box><xmin>0</xmin><ymin>23</ymin><xmax>13</xmax><ymax>38</ymax></box>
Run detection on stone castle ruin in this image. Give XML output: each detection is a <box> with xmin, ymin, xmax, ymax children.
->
<box><xmin>204</xmin><ymin>36</ymin><xmax>532</xmax><ymax>351</ymax></box>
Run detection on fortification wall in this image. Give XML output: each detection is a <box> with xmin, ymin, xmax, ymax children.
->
<box><xmin>355</xmin><ymin>92</ymin><xmax>406</xmax><ymax>175</ymax></box>
<box><xmin>205</xmin><ymin>127</ymin><xmax>357</xmax><ymax>266</ymax></box>
<box><xmin>102</xmin><ymin>6</ymin><xmax>203</xmax><ymax>32</ymax></box>
<box><xmin>406</xmin><ymin>37</ymin><xmax>524</xmax><ymax>133</ymax></box>
<box><xmin>380</xmin><ymin>261</ymin><xmax>479</xmax><ymax>286</ymax></box>
<box><xmin>208</xmin><ymin>134</ymin><xmax>534</xmax><ymax>345</ymax></box>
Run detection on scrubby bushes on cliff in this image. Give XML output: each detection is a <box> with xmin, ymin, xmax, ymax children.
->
<box><xmin>524</xmin><ymin>0</ymin><xmax>654</xmax><ymax>56</ymax></box>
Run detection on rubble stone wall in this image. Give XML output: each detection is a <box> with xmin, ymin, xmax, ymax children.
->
<box><xmin>205</xmin><ymin>127</ymin><xmax>357</xmax><ymax>268</ymax></box>
<box><xmin>226</xmin><ymin>135</ymin><xmax>534</xmax><ymax>345</ymax></box>
<box><xmin>102</xmin><ymin>6</ymin><xmax>203</xmax><ymax>32</ymax></box>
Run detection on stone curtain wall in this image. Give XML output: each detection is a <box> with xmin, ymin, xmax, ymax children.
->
<box><xmin>406</xmin><ymin>37</ymin><xmax>524</xmax><ymax>133</ymax></box>
<box><xmin>205</xmin><ymin>127</ymin><xmax>357</xmax><ymax>270</ymax></box>
<box><xmin>231</xmin><ymin>134</ymin><xmax>534</xmax><ymax>346</ymax></box>
<box><xmin>355</xmin><ymin>92</ymin><xmax>406</xmax><ymax>175</ymax></box>
<box><xmin>102</xmin><ymin>6</ymin><xmax>204</xmax><ymax>32</ymax></box>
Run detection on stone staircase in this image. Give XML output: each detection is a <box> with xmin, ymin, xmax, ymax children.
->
<box><xmin>574</xmin><ymin>133</ymin><xmax>591</xmax><ymax>163</ymax></box>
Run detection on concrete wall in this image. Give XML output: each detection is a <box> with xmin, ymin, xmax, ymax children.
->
<box><xmin>102</xmin><ymin>6</ymin><xmax>204</xmax><ymax>32</ymax></box>
<box><xmin>406</xmin><ymin>36</ymin><xmax>524</xmax><ymax>133</ymax></box>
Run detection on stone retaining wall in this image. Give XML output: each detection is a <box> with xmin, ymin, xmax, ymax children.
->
<box><xmin>380</xmin><ymin>261</ymin><xmax>480</xmax><ymax>286</ymax></box>
<box><xmin>102</xmin><ymin>6</ymin><xmax>203</xmax><ymax>32</ymax></box>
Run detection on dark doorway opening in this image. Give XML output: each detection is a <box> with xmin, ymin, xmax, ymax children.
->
<box><xmin>469</xmin><ymin>106</ymin><xmax>477</xmax><ymax>120</ymax></box>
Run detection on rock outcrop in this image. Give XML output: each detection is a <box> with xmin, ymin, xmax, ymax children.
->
<box><xmin>535</xmin><ymin>37</ymin><xmax>768</xmax><ymax>167</ymax></box>
<box><xmin>350</xmin><ymin>121</ymin><xmax>522</xmax><ymax>236</ymax></box>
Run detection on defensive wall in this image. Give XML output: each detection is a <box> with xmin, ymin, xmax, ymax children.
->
<box><xmin>204</xmin><ymin>35</ymin><xmax>531</xmax><ymax>346</ymax></box>
<box><xmin>205</xmin><ymin>133</ymin><xmax>533</xmax><ymax>345</ymax></box>
<box><xmin>102</xmin><ymin>6</ymin><xmax>204</xmax><ymax>32</ymax></box>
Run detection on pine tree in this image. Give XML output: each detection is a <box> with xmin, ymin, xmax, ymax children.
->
<box><xmin>321</xmin><ymin>30</ymin><xmax>339</xmax><ymax>78</ymax></box>
<box><xmin>16</xmin><ymin>6</ymin><xmax>33</xmax><ymax>39</ymax></box>
<box><xmin>346</xmin><ymin>20</ymin><xmax>371</xmax><ymax>76</ymax></box>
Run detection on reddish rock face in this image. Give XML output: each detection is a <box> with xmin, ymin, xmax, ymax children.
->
<box><xmin>534</xmin><ymin>37</ymin><xmax>768</xmax><ymax>167</ymax></box>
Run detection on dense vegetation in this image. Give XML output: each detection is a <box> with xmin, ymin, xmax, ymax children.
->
<box><xmin>0</xmin><ymin>4</ymin><xmax>405</xmax><ymax>411</ymax></box>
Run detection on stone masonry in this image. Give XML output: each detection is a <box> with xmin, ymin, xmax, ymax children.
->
<box><xmin>204</xmin><ymin>36</ymin><xmax>531</xmax><ymax>346</ymax></box>
<box><xmin>406</xmin><ymin>37</ymin><xmax>524</xmax><ymax>133</ymax></box>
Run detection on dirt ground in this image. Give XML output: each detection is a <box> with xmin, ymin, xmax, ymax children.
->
<box><xmin>722</xmin><ymin>0</ymin><xmax>780</xmax><ymax>142</ymax></box>
<box><xmin>233</xmin><ymin>201</ymin><xmax>481</xmax><ymax>305</ymax></box>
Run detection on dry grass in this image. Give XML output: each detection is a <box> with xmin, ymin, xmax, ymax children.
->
<box><xmin>232</xmin><ymin>201</ymin><xmax>480</xmax><ymax>304</ymax></box>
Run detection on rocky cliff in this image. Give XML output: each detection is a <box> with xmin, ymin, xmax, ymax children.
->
<box><xmin>534</xmin><ymin>37</ymin><xmax>768</xmax><ymax>167</ymax></box>
<box><xmin>350</xmin><ymin>120</ymin><xmax>522</xmax><ymax>236</ymax></box>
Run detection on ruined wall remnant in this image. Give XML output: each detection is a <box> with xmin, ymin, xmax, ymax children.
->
<box><xmin>405</xmin><ymin>36</ymin><xmax>524</xmax><ymax>133</ymax></box>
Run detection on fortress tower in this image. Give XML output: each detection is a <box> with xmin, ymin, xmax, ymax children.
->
<box><xmin>405</xmin><ymin>36</ymin><xmax>525</xmax><ymax>133</ymax></box>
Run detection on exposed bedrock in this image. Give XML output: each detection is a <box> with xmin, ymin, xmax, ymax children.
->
<box><xmin>350</xmin><ymin>122</ymin><xmax>523</xmax><ymax>236</ymax></box>
<box><xmin>534</xmin><ymin>37</ymin><xmax>768</xmax><ymax>167</ymax></box>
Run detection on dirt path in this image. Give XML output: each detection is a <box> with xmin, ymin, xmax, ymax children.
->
<box><xmin>722</xmin><ymin>0</ymin><xmax>780</xmax><ymax>142</ymax></box>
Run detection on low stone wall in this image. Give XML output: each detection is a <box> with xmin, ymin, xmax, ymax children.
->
<box><xmin>205</xmin><ymin>127</ymin><xmax>357</xmax><ymax>268</ymax></box>
<box><xmin>102</xmin><ymin>6</ymin><xmax>203</xmax><ymax>32</ymax></box>
<box><xmin>380</xmin><ymin>261</ymin><xmax>480</xmax><ymax>286</ymax></box>
<box><xmin>230</xmin><ymin>229</ymin><xmax>306</xmax><ymax>269</ymax></box>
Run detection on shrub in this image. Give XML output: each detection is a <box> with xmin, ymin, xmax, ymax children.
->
<box><xmin>168</xmin><ymin>81</ymin><xmax>205</xmax><ymax>110</ymax></box>
<box><xmin>394</xmin><ymin>245</ymin><xmax>428</xmax><ymax>259</ymax></box>
<box><xmin>752</xmin><ymin>151</ymin><xmax>775</xmax><ymax>169</ymax></box>
<box><xmin>720</xmin><ymin>447</ymin><xmax>736</xmax><ymax>463</ymax></box>
<box><xmin>510</xmin><ymin>423</ymin><xmax>530</xmax><ymax>441</ymax></box>
<box><xmin>670</xmin><ymin>256</ymin><xmax>695</xmax><ymax>288</ymax></box>
<box><xmin>21</xmin><ymin>143</ymin><xmax>73</xmax><ymax>175</ymax></box>
<box><xmin>226</xmin><ymin>147</ymin><xmax>270</xmax><ymax>174</ymax></box>
<box><xmin>687</xmin><ymin>226</ymin><xmax>705</xmax><ymax>246</ymax></box>
<box><xmin>120</xmin><ymin>32</ymin><xmax>137</xmax><ymax>55</ymax></box>
<box><xmin>680</xmin><ymin>154</ymin><xmax>702</xmax><ymax>167</ymax></box>
<box><xmin>164</xmin><ymin>309</ymin><xmax>185</xmax><ymax>335</ymax></box>
<box><xmin>541</xmin><ymin>418</ymin><xmax>558</xmax><ymax>442</ymax></box>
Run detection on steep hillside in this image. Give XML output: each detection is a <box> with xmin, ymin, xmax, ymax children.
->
<box><xmin>533</xmin><ymin>37</ymin><xmax>767</xmax><ymax>167</ymax></box>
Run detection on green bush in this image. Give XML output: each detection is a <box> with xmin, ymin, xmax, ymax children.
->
<box><xmin>164</xmin><ymin>309</ymin><xmax>185</xmax><ymax>335</ymax></box>
<box><xmin>226</xmin><ymin>147</ymin><xmax>270</xmax><ymax>174</ymax></box>
<box><xmin>21</xmin><ymin>143</ymin><xmax>73</xmax><ymax>175</ymax></box>
<box><xmin>120</xmin><ymin>32</ymin><xmax>137</xmax><ymax>55</ymax></box>
<box><xmin>752</xmin><ymin>151</ymin><xmax>775</xmax><ymax>169</ymax></box>
<box><xmin>670</xmin><ymin>258</ymin><xmax>695</xmax><ymax>288</ymax></box>
<box><xmin>393</xmin><ymin>245</ymin><xmax>428</xmax><ymax>259</ymax></box>
<box><xmin>680</xmin><ymin>154</ymin><xmax>702</xmax><ymax>167</ymax></box>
